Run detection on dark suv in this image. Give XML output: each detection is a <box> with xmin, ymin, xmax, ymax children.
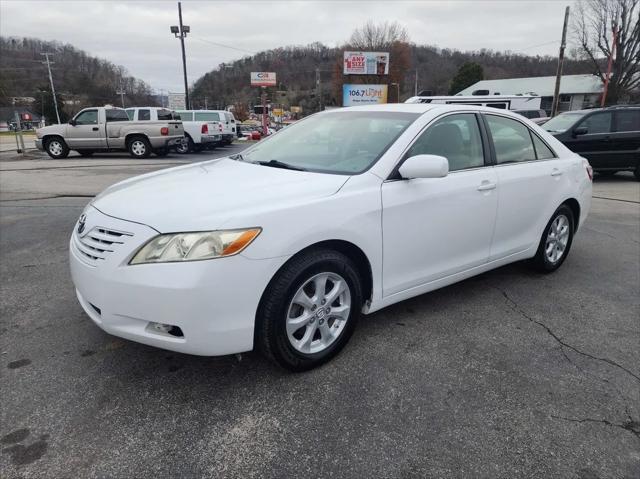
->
<box><xmin>543</xmin><ymin>106</ymin><xmax>640</xmax><ymax>180</ymax></box>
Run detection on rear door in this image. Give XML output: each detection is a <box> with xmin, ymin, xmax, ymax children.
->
<box><xmin>66</xmin><ymin>109</ymin><xmax>105</xmax><ymax>149</ymax></box>
<box><xmin>563</xmin><ymin>111</ymin><xmax>613</xmax><ymax>169</ymax></box>
<box><xmin>483</xmin><ymin>113</ymin><xmax>564</xmax><ymax>260</ymax></box>
<box><xmin>611</xmin><ymin>109</ymin><xmax>640</xmax><ymax>169</ymax></box>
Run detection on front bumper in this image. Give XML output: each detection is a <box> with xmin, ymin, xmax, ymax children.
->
<box><xmin>69</xmin><ymin>206</ymin><xmax>288</xmax><ymax>356</ymax></box>
<box><xmin>35</xmin><ymin>139</ymin><xmax>44</xmax><ymax>151</ymax></box>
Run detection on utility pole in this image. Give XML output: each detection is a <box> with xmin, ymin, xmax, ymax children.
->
<box><xmin>40</xmin><ymin>52</ymin><xmax>61</xmax><ymax>124</ymax></box>
<box><xmin>601</xmin><ymin>25</ymin><xmax>618</xmax><ymax>107</ymax></box>
<box><xmin>551</xmin><ymin>6</ymin><xmax>570</xmax><ymax>117</ymax></box>
<box><xmin>316</xmin><ymin>68</ymin><xmax>322</xmax><ymax>112</ymax></box>
<box><xmin>170</xmin><ymin>2</ymin><xmax>190</xmax><ymax>110</ymax></box>
<box><xmin>116</xmin><ymin>79</ymin><xmax>126</xmax><ymax>108</ymax></box>
<box><xmin>261</xmin><ymin>86</ymin><xmax>268</xmax><ymax>136</ymax></box>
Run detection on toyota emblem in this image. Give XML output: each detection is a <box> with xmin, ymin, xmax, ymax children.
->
<box><xmin>77</xmin><ymin>214</ymin><xmax>86</xmax><ymax>234</ymax></box>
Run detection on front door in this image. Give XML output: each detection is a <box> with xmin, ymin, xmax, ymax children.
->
<box><xmin>381</xmin><ymin>112</ymin><xmax>498</xmax><ymax>296</ymax></box>
<box><xmin>66</xmin><ymin>109</ymin><xmax>104</xmax><ymax>149</ymax></box>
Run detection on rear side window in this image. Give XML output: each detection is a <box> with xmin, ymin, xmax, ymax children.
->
<box><xmin>486</xmin><ymin>115</ymin><xmax>536</xmax><ymax>163</ymax></box>
<box><xmin>138</xmin><ymin>109</ymin><xmax>150</xmax><ymax>121</ymax></box>
<box><xmin>195</xmin><ymin>112</ymin><xmax>220</xmax><ymax>121</ymax></box>
<box><xmin>157</xmin><ymin>109</ymin><xmax>174</xmax><ymax>120</ymax></box>
<box><xmin>615</xmin><ymin>110</ymin><xmax>640</xmax><ymax>132</ymax></box>
<box><xmin>177</xmin><ymin>111</ymin><xmax>193</xmax><ymax>121</ymax></box>
<box><xmin>580</xmin><ymin>112</ymin><xmax>612</xmax><ymax>134</ymax></box>
<box><xmin>106</xmin><ymin>109</ymin><xmax>130</xmax><ymax>122</ymax></box>
<box><xmin>406</xmin><ymin>113</ymin><xmax>485</xmax><ymax>172</ymax></box>
<box><xmin>531</xmin><ymin>134</ymin><xmax>556</xmax><ymax>160</ymax></box>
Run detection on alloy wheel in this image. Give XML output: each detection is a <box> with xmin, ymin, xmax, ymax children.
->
<box><xmin>286</xmin><ymin>272</ymin><xmax>351</xmax><ymax>354</ymax></box>
<box><xmin>545</xmin><ymin>214</ymin><xmax>570</xmax><ymax>263</ymax></box>
<box><xmin>49</xmin><ymin>141</ymin><xmax>63</xmax><ymax>156</ymax></box>
<box><xmin>131</xmin><ymin>140</ymin><xmax>146</xmax><ymax>156</ymax></box>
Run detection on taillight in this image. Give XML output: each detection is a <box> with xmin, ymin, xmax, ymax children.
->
<box><xmin>201</xmin><ymin>124</ymin><xmax>208</xmax><ymax>134</ymax></box>
<box><xmin>218</xmin><ymin>123</ymin><xmax>223</xmax><ymax>132</ymax></box>
<box><xmin>583</xmin><ymin>159</ymin><xmax>593</xmax><ymax>181</ymax></box>
<box><xmin>160</xmin><ymin>127</ymin><xmax>169</xmax><ymax>136</ymax></box>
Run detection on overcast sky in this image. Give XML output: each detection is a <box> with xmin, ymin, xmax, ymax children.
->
<box><xmin>1</xmin><ymin>0</ymin><xmax>571</xmax><ymax>92</ymax></box>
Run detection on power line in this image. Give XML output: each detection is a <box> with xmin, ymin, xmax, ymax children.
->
<box><xmin>191</xmin><ymin>36</ymin><xmax>258</xmax><ymax>55</ymax></box>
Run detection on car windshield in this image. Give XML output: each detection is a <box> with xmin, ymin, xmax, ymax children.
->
<box><xmin>543</xmin><ymin>112</ymin><xmax>586</xmax><ymax>132</ymax></box>
<box><xmin>238</xmin><ymin>111</ymin><xmax>418</xmax><ymax>174</ymax></box>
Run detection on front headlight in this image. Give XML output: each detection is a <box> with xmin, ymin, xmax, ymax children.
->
<box><xmin>129</xmin><ymin>228</ymin><xmax>261</xmax><ymax>265</ymax></box>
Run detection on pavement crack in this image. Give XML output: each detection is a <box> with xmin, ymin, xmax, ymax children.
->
<box><xmin>551</xmin><ymin>414</ymin><xmax>640</xmax><ymax>441</ymax></box>
<box><xmin>496</xmin><ymin>287</ymin><xmax>640</xmax><ymax>383</ymax></box>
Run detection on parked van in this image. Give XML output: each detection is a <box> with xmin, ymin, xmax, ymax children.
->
<box><xmin>177</xmin><ymin>110</ymin><xmax>237</xmax><ymax>145</ymax></box>
<box><xmin>405</xmin><ymin>94</ymin><xmax>542</xmax><ymax>111</ymax></box>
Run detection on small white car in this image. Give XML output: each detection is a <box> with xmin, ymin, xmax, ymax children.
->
<box><xmin>69</xmin><ymin>104</ymin><xmax>592</xmax><ymax>371</ymax></box>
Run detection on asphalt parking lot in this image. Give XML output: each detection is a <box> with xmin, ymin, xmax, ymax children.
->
<box><xmin>1</xmin><ymin>150</ymin><xmax>639</xmax><ymax>478</ymax></box>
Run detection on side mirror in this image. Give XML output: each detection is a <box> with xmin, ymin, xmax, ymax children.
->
<box><xmin>573</xmin><ymin>126</ymin><xmax>588</xmax><ymax>137</ymax></box>
<box><xmin>69</xmin><ymin>119</ymin><xmax>77</xmax><ymax>126</ymax></box>
<box><xmin>398</xmin><ymin>154</ymin><xmax>449</xmax><ymax>179</ymax></box>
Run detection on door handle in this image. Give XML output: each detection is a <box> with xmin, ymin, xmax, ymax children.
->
<box><xmin>477</xmin><ymin>181</ymin><xmax>497</xmax><ymax>191</ymax></box>
<box><xmin>92</xmin><ymin>127</ymin><xmax>99</xmax><ymax>131</ymax></box>
<box><xmin>551</xmin><ymin>168</ymin><xmax>563</xmax><ymax>177</ymax></box>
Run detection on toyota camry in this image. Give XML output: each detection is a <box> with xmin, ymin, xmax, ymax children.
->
<box><xmin>70</xmin><ymin>104</ymin><xmax>592</xmax><ymax>371</ymax></box>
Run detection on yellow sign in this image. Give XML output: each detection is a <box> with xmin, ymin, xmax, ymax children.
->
<box><xmin>290</xmin><ymin>106</ymin><xmax>302</xmax><ymax>113</ymax></box>
<box><xmin>272</xmin><ymin>108</ymin><xmax>283</xmax><ymax>115</ymax></box>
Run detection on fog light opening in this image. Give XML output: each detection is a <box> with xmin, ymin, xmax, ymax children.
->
<box><xmin>148</xmin><ymin>322</ymin><xmax>184</xmax><ymax>338</ymax></box>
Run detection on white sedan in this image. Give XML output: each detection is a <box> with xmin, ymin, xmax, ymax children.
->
<box><xmin>69</xmin><ymin>104</ymin><xmax>592</xmax><ymax>371</ymax></box>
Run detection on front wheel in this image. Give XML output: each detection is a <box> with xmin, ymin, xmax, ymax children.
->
<box><xmin>530</xmin><ymin>204</ymin><xmax>575</xmax><ymax>273</ymax></box>
<box><xmin>127</xmin><ymin>136</ymin><xmax>151</xmax><ymax>158</ymax></box>
<box><xmin>44</xmin><ymin>137</ymin><xmax>69</xmax><ymax>159</ymax></box>
<box><xmin>257</xmin><ymin>249</ymin><xmax>363</xmax><ymax>371</ymax></box>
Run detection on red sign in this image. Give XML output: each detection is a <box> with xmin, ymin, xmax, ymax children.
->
<box><xmin>21</xmin><ymin>113</ymin><xmax>32</xmax><ymax>121</ymax></box>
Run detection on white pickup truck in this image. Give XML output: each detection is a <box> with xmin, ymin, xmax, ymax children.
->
<box><xmin>177</xmin><ymin>110</ymin><xmax>237</xmax><ymax>145</ymax></box>
<box><xmin>141</xmin><ymin>108</ymin><xmax>223</xmax><ymax>153</ymax></box>
<box><xmin>35</xmin><ymin>106</ymin><xmax>184</xmax><ymax>159</ymax></box>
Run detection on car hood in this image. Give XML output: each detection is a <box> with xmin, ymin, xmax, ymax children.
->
<box><xmin>92</xmin><ymin>158</ymin><xmax>349</xmax><ymax>232</ymax></box>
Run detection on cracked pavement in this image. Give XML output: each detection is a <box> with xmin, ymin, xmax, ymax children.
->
<box><xmin>1</xmin><ymin>154</ymin><xmax>639</xmax><ymax>478</ymax></box>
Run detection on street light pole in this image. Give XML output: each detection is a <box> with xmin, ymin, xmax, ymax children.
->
<box><xmin>171</xmin><ymin>2</ymin><xmax>190</xmax><ymax>109</ymax></box>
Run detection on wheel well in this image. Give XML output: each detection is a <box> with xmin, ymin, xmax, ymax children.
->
<box><xmin>42</xmin><ymin>134</ymin><xmax>65</xmax><ymax>145</ymax></box>
<box><xmin>562</xmin><ymin>198</ymin><xmax>581</xmax><ymax>232</ymax></box>
<box><xmin>125</xmin><ymin>133</ymin><xmax>148</xmax><ymax>147</ymax></box>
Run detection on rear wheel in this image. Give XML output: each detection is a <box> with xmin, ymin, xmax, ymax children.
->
<box><xmin>44</xmin><ymin>137</ymin><xmax>69</xmax><ymax>159</ymax></box>
<box><xmin>127</xmin><ymin>136</ymin><xmax>151</xmax><ymax>158</ymax></box>
<box><xmin>530</xmin><ymin>204</ymin><xmax>575</xmax><ymax>273</ymax></box>
<box><xmin>257</xmin><ymin>249</ymin><xmax>362</xmax><ymax>371</ymax></box>
<box><xmin>175</xmin><ymin>136</ymin><xmax>192</xmax><ymax>154</ymax></box>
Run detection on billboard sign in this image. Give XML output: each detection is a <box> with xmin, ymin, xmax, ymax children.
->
<box><xmin>343</xmin><ymin>51</ymin><xmax>389</xmax><ymax>75</ymax></box>
<box><xmin>168</xmin><ymin>92</ymin><xmax>186</xmax><ymax>110</ymax></box>
<box><xmin>342</xmin><ymin>84</ymin><xmax>388</xmax><ymax>106</ymax></box>
<box><xmin>250</xmin><ymin>72</ymin><xmax>277</xmax><ymax>87</ymax></box>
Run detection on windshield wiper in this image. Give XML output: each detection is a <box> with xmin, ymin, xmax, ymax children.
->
<box><xmin>255</xmin><ymin>160</ymin><xmax>307</xmax><ymax>171</ymax></box>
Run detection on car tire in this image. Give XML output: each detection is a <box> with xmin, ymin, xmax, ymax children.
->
<box><xmin>76</xmin><ymin>150</ymin><xmax>94</xmax><ymax>157</ymax></box>
<box><xmin>44</xmin><ymin>136</ymin><xmax>69</xmax><ymax>159</ymax></box>
<box><xmin>530</xmin><ymin>204</ymin><xmax>575</xmax><ymax>273</ymax></box>
<box><xmin>176</xmin><ymin>136</ymin><xmax>192</xmax><ymax>154</ymax></box>
<box><xmin>127</xmin><ymin>136</ymin><xmax>151</xmax><ymax>158</ymax></box>
<box><xmin>257</xmin><ymin>249</ymin><xmax>363</xmax><ymax>372</ymax></box>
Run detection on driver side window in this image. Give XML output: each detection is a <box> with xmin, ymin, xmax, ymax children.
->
<box><xmin>579</xmin><ymin>112</ymin><xmax>612</xmax><ymax>134</ymax></box>
<box><xmin>74</xmin><ymin>110</ymin><xmax>98</xmax><ymax>125</ymax></box>
<box><xmin>406</xmin><ymin>113</ymin><xmax>485</xmax><ymax>172</ymax></box>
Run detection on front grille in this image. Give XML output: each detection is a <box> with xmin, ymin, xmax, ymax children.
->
<box><xmin>74</xmin><ymin>226</ymin><xmax>133</xmax><ymax>264</ymax></box>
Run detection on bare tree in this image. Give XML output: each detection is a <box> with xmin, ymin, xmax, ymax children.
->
<box><xmin>349</xmin><ymin>20</ymin><xmax>409</xmax><ymax>50</ymax></box>
<box><xmin>573</xmin><ymin>0</ymin><xmax>640</xmax><ymax>104</ymax></box>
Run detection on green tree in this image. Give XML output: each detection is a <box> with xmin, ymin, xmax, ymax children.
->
<box><xmin>449</xmin><ymin>62</ymin><xmax>484</xmax><ymax>95</ymax></box>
